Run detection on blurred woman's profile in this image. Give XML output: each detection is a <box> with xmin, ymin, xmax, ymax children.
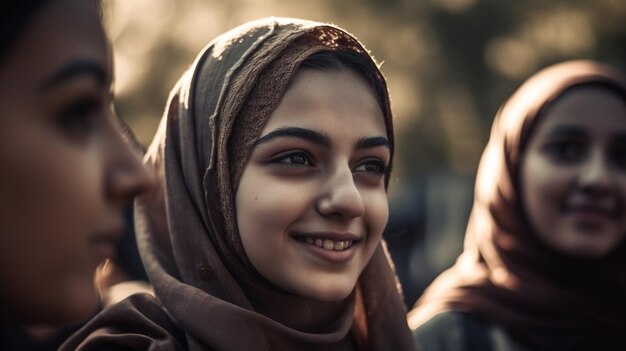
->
<box><xmin>0</xmin><ymin>0</ymin><xmax>154</xmax><ymax>326</ymax></box>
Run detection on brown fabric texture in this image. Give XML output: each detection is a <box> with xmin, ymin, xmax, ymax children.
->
<box><xmin>61</xmin><ymin>18</ymin><xmax>414</xmax><ymax>351</ymax></box>
<box><xmin>408</xmin><ymin>61</ymin><xmax>626</xmax><ymax>350</ymax></box>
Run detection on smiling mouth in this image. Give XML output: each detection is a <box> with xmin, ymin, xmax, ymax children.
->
<box><xmin>561</xmin><ymin>204</ymin><xmax>620</xmax><ymax>228</ymax></box>
<box><xmin>292</xmin><ymin>233</ymin><xmax>361</xmax><ymax>264</ymax></box>
<box><xmin>295</xmin><ymin>236</ymin><xmax>355</xmax><ymax>251</ymax></box>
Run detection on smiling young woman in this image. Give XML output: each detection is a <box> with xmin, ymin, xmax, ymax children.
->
<box><xmin>236</xmin><ymin>65</ymin><xmax>391</xmax><ymax>303</ymax></box>
<box><xmin>408</xmin><ymin>61</ymin><xmax>626</xmax><ymax>351</ymax></box>
<box><xmin>0</xmin><ymin>0</ymin><xmax>154</xmax><ymax>325</ymax></box>
<box><xmin>521</xmin><ymin>84</ymin><xmax>626</xmax><ymax>259</ymax></box>
<box><xmin>60</xmin><ymin>18</ymin><xmax>415</xmax><ymax>351</ymax></box>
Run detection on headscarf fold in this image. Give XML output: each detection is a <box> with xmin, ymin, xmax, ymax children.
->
<box><xmin>62</xmin><ymin>17</ymin><xmax>414</xmax><ymax>351</ymax></box>
<box><xmin>408</xmin><ymin>60</ymin><xmax>626</xmax><ymax>350</ymax></box>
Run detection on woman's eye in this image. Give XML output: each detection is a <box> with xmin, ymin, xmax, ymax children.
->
<box><xmin>272</xmin><ymin>151</ymin><xmax>312</xmax><ymax>166</ymax></box>
<box><xmin>57</xmin><ymin>97</ymin><xmax>102</xmax><ymax>142</ymax></box>
<box><xmin>354</xmin><ymin>159</ymin><xmax>387</xmax><ymax>175</ymax></box>
<box><xmin>543</xmin><ymin>140</ymin><xmax>586</xmax><ymax>162</ymax></box>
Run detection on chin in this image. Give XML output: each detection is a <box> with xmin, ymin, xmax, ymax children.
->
<box><xmin>563</xmin><ymin>242</ymin><xmax>616</xmax><ymax>260</ymax></box>
<box><xmin>50</xmin><ymin>282</ymin><xmax>100</xmax><ymax>324</ymax></box>
<box><xmin>295</xmin><ymin>281</ymin><xmax>356</xmax><ymax>302</ymax></box>
<box><xmin>556</xmin><ymin>225</ymin><xmax>626</xmax><ymax>259</ymax></box>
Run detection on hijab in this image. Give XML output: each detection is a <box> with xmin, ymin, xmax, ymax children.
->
<box><xmin>408</xmin><ymin>60</ymin><xmax>626</xmax><ymax>350</ymax></box>
<box><xmin>61</xmin><ymin>17</ymin><xmax>414</xmax><ymax>351</ymax></box>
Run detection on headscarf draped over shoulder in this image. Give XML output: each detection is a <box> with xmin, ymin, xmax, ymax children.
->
<box><xmin>62</xmin><ymin>18</ymin><xmax>414</xmax><ymax>351</ymax></box>
<box><xmin>409</xmin><ymin>60</ymin><xmax>626</xmax><ymax>350</ymax></box>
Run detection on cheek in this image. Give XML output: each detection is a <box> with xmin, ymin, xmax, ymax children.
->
<box><xmin>0</xmin><ymin>109</ymin><xmax>105</xmax><ymax>234</ymax></box>
<box><xmin>522</xmin><ymin>157</ymin><xmax>571</xmax><ymax>221</ymax></box>
<box><xmin>236</xmin><ymin>174</ymin><xmax>312</xmax><ymax>250</ymax></box>
<box><xmin>1</xmin><ymin>149</ymin><xmax>103</xmax><ymax>264</ymax></box>
<box><xmin>521</xmin><ymin>155</ymin><xmax>582</xmax><ymax>255</ymax></box>
<box><xmin>19</xmin><ymin>148</ymin><xmax>102</xmax><ymax>229</ymax></box>
<box><xmin>0</xmin><ymin>135</ymin><xmax>104</xmax><ymax>320</ymax></box>
<box><xmin>363</xmin><ymin>188</ymin><xmax>389</xmax><ymax>241</ymax></box>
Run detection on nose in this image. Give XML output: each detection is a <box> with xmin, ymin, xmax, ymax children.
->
<box><xmin>578</xmin><ymin>147</ymin><xmax>611</xmax><ymax>195</ymax></box>
<box><xmin>105</xmin><ymin>127</ymin><xmax>156</xmax><ymax>204</ymax></box>
<box><xmin>316</xmin><ymin>165</ymin><xmax>365</xmax><ymax>219</ymax></box>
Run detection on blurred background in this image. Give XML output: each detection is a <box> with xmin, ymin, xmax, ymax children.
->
<box><xmin>102</xmin><ymin>0</ymin><xmax>626</xmax><ymax>307</ymax></box>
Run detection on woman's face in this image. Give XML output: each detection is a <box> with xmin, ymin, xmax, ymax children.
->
<box><xmin>236</xmin><ymin>67</ymin><xmax>390</xmax><ymax>301</ymax></box>
<box><xmin>521</xmin><ymin>86</ymin><xmax>626</xmax><ymax>258</ymax></box>
<box><xmin>0</xmin><ymin>0</ymin><xmax>154</xmax><ymax>323</ymax></box>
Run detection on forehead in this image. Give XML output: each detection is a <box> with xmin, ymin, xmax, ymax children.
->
<box><xmin>262</xmin><ymin>67</ymin><xmax>387</xmax><ymax>137</ymax></box>
<box><xmin>535</xmin><ymin>86</ymin><xmax>626</xmax><ymax>137</ymax></box>
<box><xmin>0</xmin><ymin>0</ymin><xmax>108</xmax><ymax>88</ymax></box>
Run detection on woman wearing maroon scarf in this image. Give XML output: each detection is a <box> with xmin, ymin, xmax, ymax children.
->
<box><xmin>61</xmin><ymin>18</ymin><xmax>415</xmax><ymax>351</ymax></box>
<box><xmin>409</xmin><ymin>61</ymin><xmax>626</xmax><ymax>351</ymax></box>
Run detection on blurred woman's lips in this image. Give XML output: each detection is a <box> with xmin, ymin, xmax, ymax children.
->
<box><xmin>89</xmin><ymin>228</ymin><xmax>122</xmax><ymax>261</ymax></box>
<box><xmin>563</xmin><ymin>203</ymin><xmax>618</xmax><ymax>226</ymax></box>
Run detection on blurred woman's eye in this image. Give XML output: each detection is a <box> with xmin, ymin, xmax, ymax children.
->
<box><xmin>270</xmin><ymin>150</ymin><xmax>313</xmax><ymax>167</ymax></box>
<box><xmin>353</xmin><ymin>158</ymin><xmax>387</xmax><ymax>175</ymax></box>
<box><xmin>542</xmin><ymin>139</ymin><xmax>586</xmax><ymax>163</ymax></box>
<box><xmin>56</xmin><ymin>97</ymin><xmax>103</xmax><ymax>143</ymax></box>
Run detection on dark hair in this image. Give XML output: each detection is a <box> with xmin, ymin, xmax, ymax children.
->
<box><xmin>558</xmin><ymin>81</ymin><xmax>626</xmax><ymax>102</ymax></box>
<box><xmin>0</xmin><ymin>0</ymin><xmax>103</xmax><ymax>64</ymax></box>
<box><xmin>0</xmin><ymin>0</ymin><xmax>53</xmax><ymax>63</ymax></box>
<box><xmin>535</xmin><ymin>80</ymin><xmax>626</xmax><ymax>132</ymax></box>
<box><xmin>299</xmin><ymin>51</ymin><xmax>387</xmax><ymax>115</ymax></box>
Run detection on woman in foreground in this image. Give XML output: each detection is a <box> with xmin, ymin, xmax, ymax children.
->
<box><xmin>62</xmin><ymin>17</ymin><xmax>415</xmax><ymax>350</ymax></box>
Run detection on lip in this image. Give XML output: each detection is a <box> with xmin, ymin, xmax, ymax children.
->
<box><xmin>291</xmin><ymin>232</ymin><xmax>361</xmax><ymax>264</ymax></box>
<box><xmin>563</xmin><ymin>204</ymin><xmax>617</xmax><ymax>225</ymax></box>
<box><xmin>89</xmin><ymin>228</ymin><xmax>123</xmax><ymax>261</ymax></box>
<box><xmin>292</xmin><ymin>231</ymin><xmax>361</xmax><ymax>242</ymax></box>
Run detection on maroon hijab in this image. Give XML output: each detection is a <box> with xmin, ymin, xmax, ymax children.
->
<box><xmin>61</xmin><ymin>18</ymin><xmax>414</xmax><ymax>351</ymax></box>
<box><xmin>409</xmin><ymin>61</ymin><xmax>626</xmax><ymax>350</ymax></box>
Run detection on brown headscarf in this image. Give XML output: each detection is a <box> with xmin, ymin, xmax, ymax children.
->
<box><xmin>61</xmin><ymin>18</ymin><xmax>414</xmax><ymax>351</ymax></box>
<box><xmin>408</xmin><ymin>60</ymin><xmax>626</xmax><ymax>350</ymax></box>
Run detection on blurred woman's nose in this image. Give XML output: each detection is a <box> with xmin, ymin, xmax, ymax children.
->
<box><xmin>316</xmin><ymin>165</ymin><xmax>365</xmax><ymax>219</ymax></box>
<box><xmin>578</xmin><ymin>147</ymin><xmax>611</xmax><ymax>194</ymax></box>
<box><xmin>105</xmin><ymin>130</ymin><xmax>156</xmax><ymax>203</ymax></box>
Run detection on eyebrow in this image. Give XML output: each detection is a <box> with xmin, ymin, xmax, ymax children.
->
<box><xmin>255</xmin><ymin>127</ymin><xmax>332</xmax><ymax>148</ymax></box>
<box><xmin>545</xmin><ymin>125</ymin><xmax>587</xmax><ymax>138</ymax></box>
<box><xmin>356</xmin><ymin>136</ymin><xmax>390</xmax><ymax>150</ymax></box>
<box><xmin>255</xmin><ymin>127</ymin><xmax>390</xmax><ymax>151</ymax></box>
<box><xmin>41</xmin><ymin>60</ymin><xmax>108</xmax><ymax>90</ymax></box>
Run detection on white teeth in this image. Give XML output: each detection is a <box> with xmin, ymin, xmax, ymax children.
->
<box><xmin>334</xmin><ymin>241</ymin><xmax>345</xmax><ymax>250</ymax></box>
<box><xmin>323</xmin><ymin>239</ymin><xmax>334</xmax><ymax>250</ymax></box>
<box><xmin>301</xmin><ymin>237</ymin><xmax>354</xmax><ymax>251</ymax></box>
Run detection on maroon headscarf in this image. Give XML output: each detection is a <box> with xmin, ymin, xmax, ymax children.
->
<box><xmin>409</xmin><ymin>60</ymin><xmax>626</xmax><ymax>350</ymax></box>
<box><xmin>61</xmin><ymin>18</ymin><xmax>415</xmax><ymax>351</ymax></box>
